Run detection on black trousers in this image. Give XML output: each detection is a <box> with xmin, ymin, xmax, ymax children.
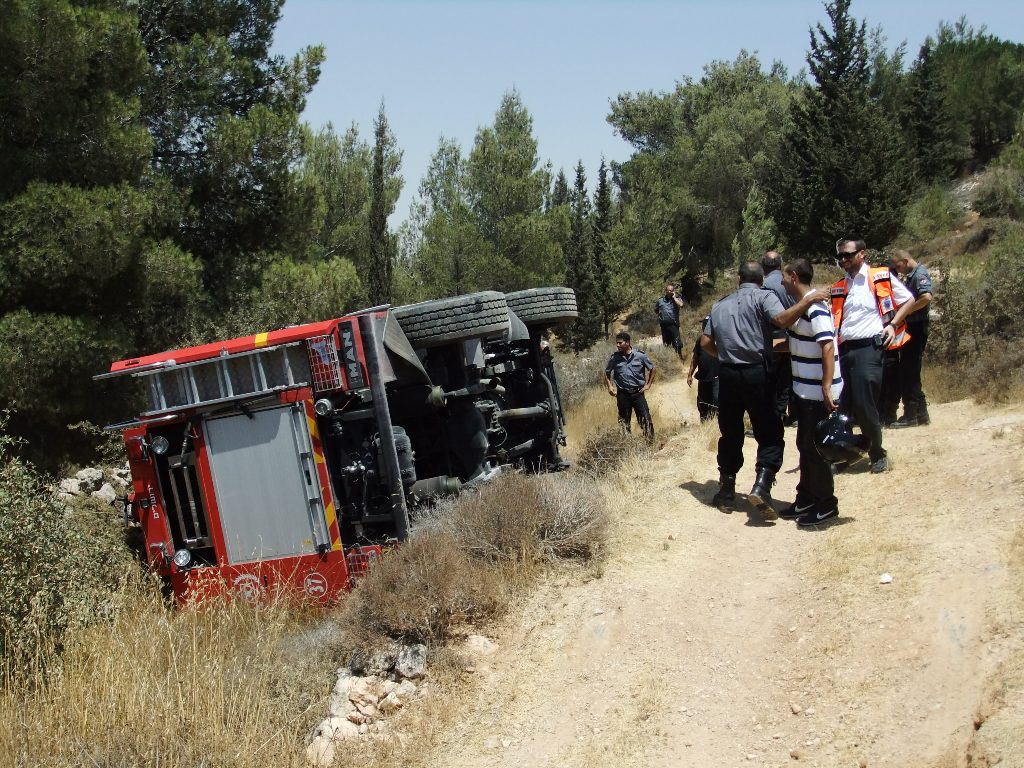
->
<box><xmin>771</xmin><ymin>350</ymin><xmax>793</xmax><ymax>420</ymax></box>
<box><xmin>616</xmin><ymin>388</ymin><xmax>654</xmax><ymax>439</ymax></box>
<box><xmin>660</xmin><ymin>322</ymin><xmax>682</xmax><ymax>356</ymax></box>
<box><xmin>716</xmin><ymin>362</ymin><xmax>783</xmax><ymax>475</ymax></box>
<box><xmin>879</xmin><ymin>348</ymin><xmax>901</xmax><ymax>422</ymax></box>
<box><xmin>900</xmin><ymin>321</ymin><xmax>929</xmax><ymax>411</ymax></box>
<box><xmin>697</xmin><ymin>378</ymin><xmax>719</xmax><ymax>422</ymax></box>
<box><xmin>795</xmin><ymin>397</ymin><xmax>837</xmax><ymax>509</ymax></box>
<box><xmin>838</xmin><ymin>339</ymin><xmax>886</xmax><ymax>462</ymax></box>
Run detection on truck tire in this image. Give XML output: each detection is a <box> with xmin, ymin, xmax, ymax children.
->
<box><xmin>393</xmin><ymin>291</ymin><xmax>511</xmax><ymax>348</ymax></box>
<box><xmin>505</xmin><ymin>287</ymin><xmax>578</xmax><ymax>327</ymax></box>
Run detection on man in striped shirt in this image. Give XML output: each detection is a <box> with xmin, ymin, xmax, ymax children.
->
<box><xmin>779</xmin><ymin>258</ymin><xmax>844</xmax><ymax>527</ymax></box>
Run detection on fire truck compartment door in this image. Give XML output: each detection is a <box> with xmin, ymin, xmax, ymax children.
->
<box><xmin>203</xmin><ymin>404</ymin><xmax>329</xmax><ymax>564</ymax></box>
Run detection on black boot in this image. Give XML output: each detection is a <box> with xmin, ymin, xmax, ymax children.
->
<box><xmin>917</xmin><ymin>399</ymin><xmax>930</xmax><ymax>426</ymax></box>
<box><xmin>748</xmin><ymin>468</ymin><xmax>777</xmax><ymax>520</ymax></box>
<box><xmin>712</xmin><ymin>473</ymin><xmax>736</xmax><ymax>508</ymax></box>
<box><xmin>891</xmin><ymin>402</ymin><xmax>919</xmax><ymax>429</ymax></box>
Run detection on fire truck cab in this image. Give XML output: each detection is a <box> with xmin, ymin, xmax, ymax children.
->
<box><xmin>97</xmin><ymin>288</ymin><xmax>577</xmax><ymax>602</ymax></box>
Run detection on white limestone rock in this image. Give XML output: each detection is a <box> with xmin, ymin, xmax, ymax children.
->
<box><xmin>92</xmin><ymin>483</ymin><xmax>117</xmax><ymax>504</ymax></box>
<box><xmin>75</xmin><ymin>468</ymin><xmax>104</xmax><ymax>493</ymax></box>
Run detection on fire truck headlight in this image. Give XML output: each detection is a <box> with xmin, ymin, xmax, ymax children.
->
<box><xmin>172</xmin><ymin>549</ymin><xmax>192</xmax><ymax>569</ymax></box>
<box><xmin>151</xmin><ymin>435</ymin><xmax>170</xmax><ymax>455</ymax></box>
<box><xmin>314</xmin><ymin>398</ymin><xmax>334</xmax><ymax>416</ymax></box>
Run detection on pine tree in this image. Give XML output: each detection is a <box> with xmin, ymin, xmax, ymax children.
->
<box><xmin>466</xmin><ymin>91</ymin><xmax>558</xmax><ymax>289</ymax></box>
<box><xmin>562</xmin><ymin>162</ymin><xmax>602</xmax><ymax>352</ymax></box>
<box><xmin>769</xmin><ymin>0</ymin><xmax>913</xmax><ymax>255</ymax></box>
<box><xmin>367</xmin><ymin>103</ymin><xmax>402</xmax><ymax>305</ymax></box>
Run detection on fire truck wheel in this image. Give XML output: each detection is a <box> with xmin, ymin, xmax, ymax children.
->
<box><xmin>393</xmin><ymin>291</ymin><xmax>511</xmax><ymax>348</ymax></box>
<box><xmin>504</xmin><ymin>287</ymin><xmax>578</xmax><ymax>327</ymax></box>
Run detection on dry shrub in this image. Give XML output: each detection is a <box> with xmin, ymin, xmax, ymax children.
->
<box><xmin>335</xmin><ymin>531</ymin><xmax>508</xmax><ymax>649</ymax></box>
<box><xmin>575</xmin><ymin>424</ymin><xmax>651</xmax><ymax>477</ymax></box>
<box><xmin>0</xmin><ymin>585</ymin><xmax>331</xmax><ymax>768</ymax></box>
<box><xmin>533</xmin><ymin>473</ymin><xmax>608</xmax><ymax>561</ymax></box>
<box><xmin>336</xmin><ymin>471</ymin><xmax>608</xmax><ymax>657</ymax></box>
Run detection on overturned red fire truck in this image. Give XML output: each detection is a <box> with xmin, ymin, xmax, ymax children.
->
<box><xmin>96</xmin><ymin>288</ymin><xmax>577</xmax><ymax>603</ymax></box>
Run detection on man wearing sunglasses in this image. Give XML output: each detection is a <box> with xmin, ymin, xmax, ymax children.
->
<box><xmin>831</xmin><ymin>237</ymin><xmax>915</xmax><ymax>473</ymax></box>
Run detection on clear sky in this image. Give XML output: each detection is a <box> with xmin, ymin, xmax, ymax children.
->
<box><xmin>271</xmin><ymin>0</ymin><xmax>1024</xmax><ymax>222</ymax></box>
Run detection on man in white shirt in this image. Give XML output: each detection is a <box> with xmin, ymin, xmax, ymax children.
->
<box><xmin>831</xmin><ymin>237</ymin><xmax>915</xmax><ymax>473</ymax></box>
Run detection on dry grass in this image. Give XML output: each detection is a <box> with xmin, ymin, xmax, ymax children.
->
<box><xmin>0</xmin><ymin>582</ymin><xmax>334</xmax><ymax>768</ymax></box>
<box><xmin>575</xmin><ymin>425</ymin><xmax>652</xmax><ymax>478</ymax></box>
<box><xmin>1</xmin><ymin>464</ymin><xmax>612</xmax><ymax>768</ymax></box>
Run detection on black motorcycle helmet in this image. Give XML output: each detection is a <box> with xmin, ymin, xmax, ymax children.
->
<box><xmin>815</xmin><ymin>411</ymin><xmax>862</xmax><ymax>463</ymax></box>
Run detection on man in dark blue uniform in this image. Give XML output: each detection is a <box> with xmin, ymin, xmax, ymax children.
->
<box><xmin>700</xmin><ymin>261</ymin><xmax>827</xmax><ymax>520</ymax></box>
<box><xmin>762</xmin><ymin>250</ymin><xmax>797</xmax><ymax>426</ymax></box>
<box><xmin>687</xmin><ymin>316</ymin><xmax>720</xmax><ymax>422</ymax></box>
<box><xmin>888</xmin><ymin>249</ymin><xmax>934</xmax><ymax>427</ymax></box>
<box><xmin>655</xmin><ymin>284</ymin><xmax>685</xmax><ymax>359</ymax></box>
<box><xmin>603</xmin><ymin>331</ymin><xmax>657</xmax><ymax>440</ymax></box>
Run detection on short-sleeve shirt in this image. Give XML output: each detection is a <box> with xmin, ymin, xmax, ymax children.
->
<box><xmin>839</xmin><ymin>263</ymin><xmax>915</xmax><ymax>341</ymax></box>
<box><xmin>903</xmin><ymin>263</ymin><xmax>933</xmax><ymax>323</ymax></box>
<box><xmin>788</xmin><ymin>301</ymin><xmax>843</xmax><ymax>402</ymax></box>
<box><xmin>605</xmin><ymin>349</ymin><xmax>654</xmax><ymax>390</ymax></box>
<box><xmin>763</xmin><ymin>270</ymin><xmax>795</xmax><ymax>340</ymax></box>
<box><xmin>655</xmin><ymin>296</ymin><xmax>681</xmax><ymax>324</ymax></box>
<box><xmin>707</xmin><ymin>283</ymin><xmax>786</xmax><ymax>365</ymax></box>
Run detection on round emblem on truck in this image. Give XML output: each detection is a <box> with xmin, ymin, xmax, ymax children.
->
<box><xmin>232</xmin><ymin>573</ymin><xmax>262</xmax><ymax>600</ymax></box>
<box><xmin>303</xmin><ymin>572</ymin><xmax>329</xmax><ymax>597</ymax></box>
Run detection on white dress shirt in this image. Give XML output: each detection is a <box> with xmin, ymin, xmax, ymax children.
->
<box><xmin>839</xmin><ymin>262</ymin><xmax>914</xmax><ymax>341</ymax></box>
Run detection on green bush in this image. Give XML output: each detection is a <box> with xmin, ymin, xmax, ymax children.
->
<box><xmin>931</xmin><ymin>220</ymin><xmax>1024</xmax><ymax>401</ymax></box>
<box><xmin>974</xmin><ymin>167</ymin><xmax>1024</xmax><ymax>220</ymax></box>
<box><xmin>0</xmin><ymin>419</ymin><xmax>134</xmax><ymax>675</ymax></box>
<box><xmin>902</xmin><ymin>184</ymin><xmax>964</xmax><ymax>241</ymax></box>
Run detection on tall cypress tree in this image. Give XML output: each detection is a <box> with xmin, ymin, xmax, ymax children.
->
<box><xmin>905</xmin><ymin>40</ymin><xmax>962</xmax><ymax>182</ymax></box>
<box><xmin>770</xmin><ymin>0</ymin><xmax>913</xmax><ymax>254</ymax></box>
<box><xmin>592</xmin><ymin>159</ymin><xmax>614</xmax><ymax>336</ymax></box>
<box><xmin>551</xmin><ymin>170</ymin><xmax>570</xmax><ymax>209</ymax></box>
<box><xmin>563</xmin><ymin>162</ymin><xmax>602</xmax><ymax>352</ymax></box>
<box><xmin>367</xmin><ymin>103</ymin><xmax>402</xmax><ymax>305</ymax></box>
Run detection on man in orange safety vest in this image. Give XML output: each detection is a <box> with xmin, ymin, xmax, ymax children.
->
<box><xmin>830</xmin><ymin>236</ymin><xmax>915</xmax><ymax>473</ymax></box>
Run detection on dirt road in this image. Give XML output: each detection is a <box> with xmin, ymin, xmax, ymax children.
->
<box><xmin>427</xmin><ymin>369</ymin><xmax>1024</xmax><ymax>768</ymax></box>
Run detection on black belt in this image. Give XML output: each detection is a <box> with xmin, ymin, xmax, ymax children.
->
<box><xmin>839</xmin><ymin>337</ymin><xmax>875</xmax><ymax>350</ymax></box>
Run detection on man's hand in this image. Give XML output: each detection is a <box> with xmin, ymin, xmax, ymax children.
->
<box><xmin>823</xmin><ymin>386</ymin><xmax>837</xmax><ymax>413</ymax></box>
<box><xmin>640</xmin><ymin>384</ymin><xmax>650</xmax><ymax>393</ymax></box>
<box><xmin>607</xmin><ymin>386</ymin><xmax>616</xmax><ymax>397</ymax></box>
<box><xmin>880</xmin><ymin>324</ymin><xmax>896</xmax><ymax>348</ymax></box>
<box><xmin>804</xmin><ymin>288</ymin><xmax>829</xmax><ymax>304</ymax></box>
<box><xmin>686</xmin><ymin>373</ymin><xmax>694</xmax><ymax>387</ymax></box>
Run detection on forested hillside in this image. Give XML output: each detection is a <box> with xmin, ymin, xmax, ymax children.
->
<box><xmin>1</xmin><ymin>0</ymin><xmax>1023</xmax><ymax>462</ymax></box>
